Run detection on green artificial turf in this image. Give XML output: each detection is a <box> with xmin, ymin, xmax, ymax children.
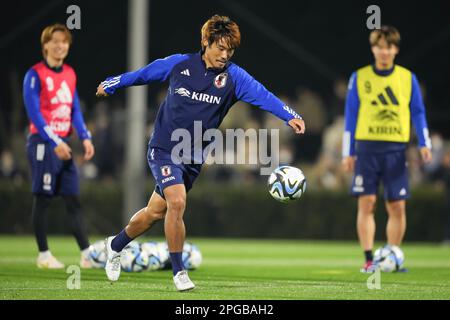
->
<box><xmin>1</xmin><ymin>236</ymin><xmax>449</xmax><ymax>300</ymax></box>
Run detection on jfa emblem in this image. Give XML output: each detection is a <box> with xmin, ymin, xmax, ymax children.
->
<box><xmin>214</xmin><ymin>73</ymin><xmax>228</xmax><ymax>89</ymax></box>
<box><xmin>161</xmin><ymin>166</ymin><xmax>171</xmax><ymax>177</ymax></box>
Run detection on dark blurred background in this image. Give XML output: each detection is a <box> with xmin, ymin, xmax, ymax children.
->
<box><xmin>1</xmin><ymin>0</ymin><xmax>449</xmax><ymax>241</ymax></box>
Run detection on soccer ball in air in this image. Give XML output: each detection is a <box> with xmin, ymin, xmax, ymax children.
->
<box><xmin>182</xmin><ymin>242</ymin><xmax>203</xmax><ymax>270</ymax></box>
<box><xmin>374</xmin><ymin>244</ymin><xmax>405</xmax><ymax>272</ymax></box>
<box><xmin>268</xmin><ymin>166</ymin><xmax>306</xmax><ymax>203</ymax></box>
<box><xmin>121</xmin><ymin>243</ymin><xmax>149</xmax><ymax>272</ymax></box>
<box><xmin>88</xmin><ymin>240</ymin><xmax>108</xmax><ymax>268</ymax></box>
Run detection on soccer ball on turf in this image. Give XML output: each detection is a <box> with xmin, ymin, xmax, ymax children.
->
<box><xmin>182</xmin><ymin>242</ymin><xmax>202</xmax><ymax>270</ymax></box>
<box><xmin>267</xmin><ymin>165</ymin><xmax>306</xmax><ymax>203</ymax></box>
<box><xmin>374</xmin><ymin>244</ymin><xmax>405</xmax><ymax>272</ymax></box>
<box><xmin>121</xmin><ymin>243</ymin><xmax>149</xmax><ymax>272</ymax></box>
<box><xmin>141</xmin><ymin>241</ymin><xmax>170</xmax><ymax>270</ymax></box>
<box><xmin>124</xmin><ymin>240</ymin><xmax>141</xmax><ymax>251</ymax></box>
<box><xmin>156</xmin><ymin>241</ymin><xmax>170</xmax><ymax>269</ymax></box>
<box><xmin>88</xmin><ymin>240</ymin><xmax>108</xmax><ymax>268</ymax></box>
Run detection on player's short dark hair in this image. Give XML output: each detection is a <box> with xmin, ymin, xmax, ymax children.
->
<box><xmin>369</xmin><ymin>26</ymin><xmax>401</xmax><ymax>48</ymax></box>
<box><xmin>41</xmin><ymin>23</ymin><xmax>72</xmax><ymax>58</ymax></box>
<box><xmin>201</xmin><ymin>15</ymin><xmax>241</xmax><ymax>51</ymax></box>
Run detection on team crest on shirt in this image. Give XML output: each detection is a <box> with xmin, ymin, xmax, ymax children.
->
<box><xmin>214</xmin><ymin>73</ymin><xmax>228</xmax><ymax>89</ymax></box>
<box><xmin>161</xmin><ymin>165</ymin><xmax>172</xmax><ymax>177</ymax></box>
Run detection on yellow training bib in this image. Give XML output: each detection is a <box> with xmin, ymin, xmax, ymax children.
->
<box><xmin>355</xmin><ymin>65</ymin><xmax>412</xmax><ymax>143</ymax></box>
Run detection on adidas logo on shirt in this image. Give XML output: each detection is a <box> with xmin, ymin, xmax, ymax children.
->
<box><xmin>371</xmin><ymin>86</ymin><xmax>399</xmax><ymax>106</ymax></box>
<box><xmin>180</xmin><ymin>69</ymin><xmax>190</xmax><ymax>76</ymax></box>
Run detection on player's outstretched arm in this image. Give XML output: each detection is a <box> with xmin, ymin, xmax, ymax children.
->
<box><xmin>229</xmin><ymin>64</ymin><xmax>304</xmax><ymax>132</ymax></box>
<box><xmin>95</xmin><ymin>54</ymin><xmax>189</xmax><ymax>98</ymax></box>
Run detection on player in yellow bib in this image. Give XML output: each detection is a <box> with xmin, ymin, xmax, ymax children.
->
<box><xmin>342</xmin><ymin>26</ymin><xmax>432</xmax><ymax>273</ymax></box>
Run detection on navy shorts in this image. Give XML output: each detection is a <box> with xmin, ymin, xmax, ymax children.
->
<box><xmin>26</xmin><ymin>135</ymin><xmax>79</xmax><ymax>196</ymax></box>
<box><xmin>147</xmin><ymin>147</ymin><xmax>201</xmax><ymax>199</ymax></box>
<box><xmin>351</xmin><ymin>150</ymin><xmax>409</xmax><ymax>200</ymax></box>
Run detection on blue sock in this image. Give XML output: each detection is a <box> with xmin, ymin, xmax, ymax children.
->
<box><xmin>170</xmin><ymin>252</ymin><xmax>184</xmax><ymax>276</ymax></box>
<box><xmin>364</xmin><ymin>250</ymin><xmax>373</xmax><ymax>262</ymax></box>
<box><xmin>111</xmin><ymin>229</ymin><xmax>133</xmax><ymax>252</ymax></box>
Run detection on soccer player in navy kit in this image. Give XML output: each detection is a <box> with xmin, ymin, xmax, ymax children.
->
<box><xmin>23</xmin><ymin>24</ymin><xmax>95</xmax><ymax>269</ymax></box>
<box><xmin>342</xmin><ymin>26</ymin><xmax>432</xmax><ymax>272</ymax></box>
<box><xmin>96</xmin><ymin>15</ymin><xmax>305</xmax><ymax>290</ymax></box>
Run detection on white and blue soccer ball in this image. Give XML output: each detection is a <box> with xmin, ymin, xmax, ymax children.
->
<box><xmin>156</xmin><ymin>242</ymin><xmax>170</xmax><ymax>269</ymax></box>
<box><xmin>124</xmin><ymin>240</ymin><xmax>141</xmax><ymax>251</ymax></box>
<box><xmin>121</xmin><ymin>243</ymin><xmax>149</xmax><ymax>272</ymax></box>
<box><xmin>141</xmin><ymin>241</ymin><xmax>170</xmax><ymax>271</ymax></box>
<box><xmin>374</xmin><ymin>244</ymin><xmax>405</xmax><ymax>272</ymax></box>
<box><xmin>88</xmin><ymin>240</ymin><xmax>108</xmax><ymax>269</ymax></box>
<box><xmin>268</xmin><ymin>165</ymin><xmax>306</xmax><ymax>203</ymax></box>
<box><xmin>182</xmin><ymin>242</ymin><xmax>203</xmax><ymax>270</ymax></box>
